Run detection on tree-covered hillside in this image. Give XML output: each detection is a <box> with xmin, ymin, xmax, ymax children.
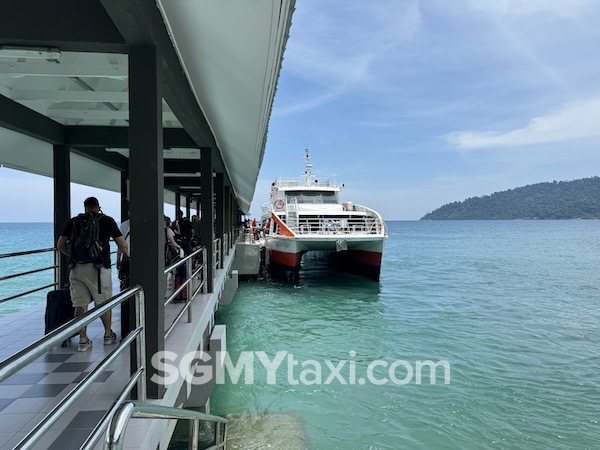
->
<box><xmin>421</xmin><ymin>177</ymin><xmax>600</xmax><ymax>220</ymax></box>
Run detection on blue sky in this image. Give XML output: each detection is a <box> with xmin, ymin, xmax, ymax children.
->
<box><xmin>2</xmin><ymin>0</ymin><xmax>600</xmax><ymax>221</ymax></box>
<box><xmin>251</xmin><ymin>0</ymin><xmax>600</xmax><ymax>219</ymax></box>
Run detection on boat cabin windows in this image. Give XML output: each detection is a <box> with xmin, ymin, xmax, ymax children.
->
<box><xmin>285</xmin><ymin>190</ymin><xmax>338</xmax><ymax>204</ymax></box>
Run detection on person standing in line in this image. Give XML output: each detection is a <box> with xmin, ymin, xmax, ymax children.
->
<box><xmin>57</xmin><ymin>197</ymin><xmax>129</xmax><ymax>352</ymax></box>
<box><xmin>179</xmin><ymin>215</ymin><xmax>194</xmax><ymax>256</ymax></box>
<box><xmin>117</xmin><ymin>214</ymin><xmax>131</xmax><ymax>290</ymax></box>
<box><xmin>191</xmin><ymin>215</ymin><xmax>201</xmax><ymax>246</ymax></box>
<box><xmin>173</xmin><ymin>209</ymin><xmax>185</xmax><ymax>234</ymax></box>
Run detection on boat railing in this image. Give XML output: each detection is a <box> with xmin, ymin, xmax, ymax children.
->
<box><xmin>163</xmin><ymin>246</ymin><xmax>208</xmax><ymax>338</ymax></box>
<box><xmin>105</xmin><ymin>401</ymin><xmax>227</xmax><ymax>450</ymax></box>
<box><xmin>0</xmin><ymin>286</ymin><xmax>147</xmax><ymax>450</ymax></box>
<box><xmin>286</xmin><ymin>203</ymin><xmax>386</xmax><ymax>236</ymax></box>
<box><xmin>290</xmin><ymin>217</ymin><xmax>384</xmax><ymax>236</ymax></box>
<box><xmin>0</xmin><ymin>247</ymin><xmax>59</xmax><ymax>305</ymax></box>
<box><xmin>275</xmin><ymin>177</ymin><xmax>334</xmax><ymax>187</ymax></box>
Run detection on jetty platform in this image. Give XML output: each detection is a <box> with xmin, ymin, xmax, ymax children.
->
<box><xmin>0</xmin><ymin>1</ymin><xmax>295</xmax><ymax>448</ymax></box>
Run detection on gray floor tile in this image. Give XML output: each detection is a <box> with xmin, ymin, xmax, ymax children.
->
<box><xmin>38</xmin><ymin>353</ymin><xmax>73</xmax><ymax>363</ymax></box>
<box><xmin>65</xmin><ymin>410</ymin><xmax>105</xmax><ymax>430</ymax></box>
<box><xmin>53</xmin><ymin>362</ymin><xmax>93</xmax><ymax>373</ymax></box>
<box><xmin>20</xmin><ymin>384</ymin><xmax>69</xmax><ymax>399</ymax></box>
<box><xmin>73</xmin><ymin>371</ymin><xmax>113</xmax><ymax>383</ymax></box>
<box><xmin>2</xmin><ymin>372</ymin><xmax>47</xmax><ymax>385</ymax></box>
<box><xmin>0</xmin><ymin>397</ymin><xmax>53</xmax><ymax>414</ymax></box>
<box><xmin>0</xmin><ymin>412</ymin><xmax>36</xmax><ymax>432</ymax></box>
<box><xmin>0</xmin><ymin>384</ymin><xmax>33</xmax><ymax>399</ymax></box>
<box><xmin>0</xmin><ymin>399</ymin><xmax>15</xmax><ymax>412</ymax></box>
<box><xmin>38</xmin><ymin>371</ymin><xmax>81</xmax><ymax>384</ymax></box>
<box><xmin>46</xmin><ymin>428</ymin><xmax>93</xmax><ymax>450</ymax></box>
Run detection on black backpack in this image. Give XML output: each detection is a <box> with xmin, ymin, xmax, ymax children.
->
<box><xmin>69</xmin><ymin>212</ymin><xmax>105</xmax><ymax>293</ymax></box>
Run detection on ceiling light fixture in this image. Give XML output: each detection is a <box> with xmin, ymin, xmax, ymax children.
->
<box><xmin>0</xmin><ymin>46</ymin><xmax>61</xmax><ymax>60</ymax></box>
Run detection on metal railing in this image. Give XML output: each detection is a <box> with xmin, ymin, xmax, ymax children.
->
<box><xmin>288</xmin><ymin>217</ymin><xmax>385</xmax><ymax>236</ymax></box>
<box><xmin>106</xmin><ymin>401</ymin><xmax>227</xmax><ymax>450</ymax></box>
<box><xmin>223</xmin><ymin>233</ymin><xmax>229</xmax><ymax>256</ymax></box>
<box><xmin>274</xmin><ymin>176</ymin><xmax>335</xmax><ymax>187</ymax></box>
<box><xmin>0</xmin><ymin>286</ymin><xmax>147</xmax><ymax>450</ymax></box>
<box><xmin>278</xmin><ymin>202</ymin><xmax>387</xmax><ymax>236</ymax></box>
<box><xmin>212</xmin><ymin>238</ymin><xmax>221</xmax><ymax>271</ymax></box>
<box><xmin>163</xmin><ymin>246</ymin><xmax>208</xmax><ymax>339</ymax></box>
<box><xmin>235</xmin><ymin>227</ymin><xmax>257</xmax><ymax>243</ymax></box>
<box><xmin>0</xmin><ymin>247</ymin><xmax>58</xmax><ymax>304</ymax></box>
<box><xmin>0</xmin><ymin>246</ymin><xmax>121</xmax><ymax>305</ymax></box>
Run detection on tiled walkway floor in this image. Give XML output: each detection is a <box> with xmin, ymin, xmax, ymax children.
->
<box><xmin>0</xmin><ymin>273</ymin><xmax>195</xmax><ymax>450</ymax></box>
<box><xmin>0</xmin><ymin>300</ymin><xmax>130</xmax><ymax>450</ymax></box>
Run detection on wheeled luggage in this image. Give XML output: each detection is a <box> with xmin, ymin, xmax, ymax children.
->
<box><xmin>45</xmin><ymin>287</ymin><xmax>76</xmax><ymax>347</ymax></box>
<box><xmin>173</xmin><ymin>274</ymin><xmax>188</xmax><ymax>303</ymax></box>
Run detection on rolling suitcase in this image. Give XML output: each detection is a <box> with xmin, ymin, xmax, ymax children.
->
<box><xmin>45</xmin><ymin>287</ymin><xmax>76</xmax><ymax>347</ymax></box>
<box><xmin>173</xmin><ymin>274</ymin><xmax>188</xmax><ymax>303</ymax></box>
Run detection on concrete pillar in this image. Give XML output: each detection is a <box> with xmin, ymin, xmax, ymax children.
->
<box><xmin>53</xmin><ymin>144</ymin><xmax>71</xmax><ymax>288</ymax></box>
<box><xmin>129</xmin><ymin>44</ymin><xmax>165</xmax><ymax>399</ymax></box>
<box><xmin>200</xmin><ymin>148</ymin><xmax>214</xmax><ymax>292</ymax></box>
<box><xmin>214</xmin><ymin>173</ymin><xmax>224</xmax><ymax>268</ymax></box>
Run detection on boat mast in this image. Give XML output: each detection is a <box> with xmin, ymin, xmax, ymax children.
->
<box><xmin>303</xmin><ymin>148</ymin><xmax>315</xmax><ymax>186</ymax></box>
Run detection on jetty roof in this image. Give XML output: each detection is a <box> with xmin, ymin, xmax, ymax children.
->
<box><xmin>0</xmin><ymin>0</ymin><xmax>295</xmax><ymax>212</ymax></box>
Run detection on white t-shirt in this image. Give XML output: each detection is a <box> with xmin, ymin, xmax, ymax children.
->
<box><xmin>120</xmin><ymin>219</ymin><xmax>131</xmax><ymax>255</ymax></box>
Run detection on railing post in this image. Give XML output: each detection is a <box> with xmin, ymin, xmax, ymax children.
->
<box><xmin>215</xmin><ymin>421</ymin><xmax>222</xmax><ymax>448</ymax></box>
<box><xmin>219</xmin><ymin>238</ymin><xmax>223</xmax><ymax>269</ymax></box>
<box><xmin>186</xmin><ymin>257</ymin><xmax>192</xmax><ymax>323</ymax></box>
<box><xmin>136</xmin><ymin>290</ymin><xmax>147</xmax><ymax>402</ymax></box>
<box><xmin>188</xmin><ymin>419</ymin><xmax>199</xmax><ymax>450</ymax></box>
<box><xmin>202</xmin><ymin>248</ymin><xmax>208</xmax><ymax>294</ymax></box>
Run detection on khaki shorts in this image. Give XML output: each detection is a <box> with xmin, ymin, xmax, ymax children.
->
<box><xmin>69</xmin><ymin>264</ymin><xmax>113</xmax><ymax>308</ymax></box>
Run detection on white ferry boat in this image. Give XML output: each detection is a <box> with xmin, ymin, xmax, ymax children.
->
<box><xmin>261</xmin><ymin>149</ymin><xmax>387</xmax><ymax>280</ymax></box>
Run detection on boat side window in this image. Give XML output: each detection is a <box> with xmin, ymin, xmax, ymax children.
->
<box><xmin>286</xmin><ymin>191</ymin><xmax>338</xmax><ymax>204</ymax></box>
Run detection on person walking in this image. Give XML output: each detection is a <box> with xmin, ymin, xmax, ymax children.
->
<box><xmin>57</xmin><ymin>197</ymin><xmax>129</xmax><ymax>351</ymax></box>
<box><xmin>117</xmin><ymin>214</ymin><xmax>131</xmax><ymax>290</ymax></box>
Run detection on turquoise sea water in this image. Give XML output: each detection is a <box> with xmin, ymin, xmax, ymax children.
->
<box><xmin>211</xmin><ymin>221</ymin><xmax>600</xmax><ymax>449</ymax></box>
<box><xmin>1</xmin><ymin>221</ymin><xmax>599</xmax><ymax>448</ymax></box>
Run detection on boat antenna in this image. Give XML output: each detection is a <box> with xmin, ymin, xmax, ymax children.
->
<box><xmin>303</xmin><ymin>148</ymin><xmax>314</xmax><ymax>185</ymax></box>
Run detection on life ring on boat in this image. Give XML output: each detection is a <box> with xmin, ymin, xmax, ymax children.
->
<box><xmin>274</xmin><ymin>198</ymin><xmax>285</xmax><ymax>210</ymax></box>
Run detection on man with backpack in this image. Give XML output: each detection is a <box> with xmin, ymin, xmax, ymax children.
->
<box><xmin>57</xmin><ymin>197</ymin><xmax>129</xmax><ymax>352</ymax></box>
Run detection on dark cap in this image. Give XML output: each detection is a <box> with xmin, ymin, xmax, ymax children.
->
<box><xmin>83</xmin><ymin>197</ymin><xmax>99</xmax><ymax>208</ymax></box>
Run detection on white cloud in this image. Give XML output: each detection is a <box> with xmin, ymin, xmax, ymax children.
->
<box><xmin>467</xmin><ymin>0</ymin><xmax>593</xmax><ymax>19</ymax></box>
<box><xmin>447</xmin><ymin>97</ymin><xmax>600</xmax><ymax>149</ymax></box>
<box><xmin>277</xmin><ymin>0</ymin><xmax>421</xmax><ymax>115</ymax></box>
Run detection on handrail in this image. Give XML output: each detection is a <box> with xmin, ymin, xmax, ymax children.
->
<box><xmin>0</xmin><ymin>286</ymin><xmax>147</xmax><ymax>450</ymax></box>
<box><xmin>212</xmin><ymin>238</ymin><xmax>221</xmax><ymax>271</ymax></box>
<box><xmin>163</xmin><ymin>246</ymin><xmax>207</xmax><ymax>338</ymax></box>
<box><xmin>106</xmin><ymin>401</ymin><xmax>228</xmax><ymax>450</ymax></box>
<box><xmin>0</xmin><ymin>247</ymin><xmax>58</xmax><ymax>303</ymax></box>
<box><xmin>0</xmin><ymin>247</ymin><xmax>56</xmax><ymax>259</ymax></box>
<box><xmin>0</xmin><ymin>246</ymin><xmax>121</xmax><ymax>304</ymax></box>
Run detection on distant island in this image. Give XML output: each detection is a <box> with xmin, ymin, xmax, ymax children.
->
<box><xmin>421</xmin><ymin>176</ymin><xmax>600</xmax><ymax>220</ymax></box>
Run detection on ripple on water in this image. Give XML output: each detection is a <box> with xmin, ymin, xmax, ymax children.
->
<box><xmin>211</xmin><ymin>221</ymin><xmax>600</xmax><ymax>449</ymax></box>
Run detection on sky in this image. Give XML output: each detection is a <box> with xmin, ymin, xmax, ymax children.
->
<box><xmin>2</xmin><ymin>0</ymin><xmax>600</xmax><ymax>221</ymax></box>
<box><xmin>250</xmin><ymin>0</ymin><xmax>600</xmax><ymax>219</ymax></box>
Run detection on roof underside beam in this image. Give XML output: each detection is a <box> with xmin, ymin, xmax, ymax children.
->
<box><xmin>98</xmin><ymin>0</ymin><xmax>225</xmax><ymax>174</ymax></box>
<box><xmin>0</xmin><ymin>0</ymin><xmax>127</xmax><ymax>54</ymax></box>
<box><xmin>0</xmin><ymin>94</ymin><xmax>65</xmax><ymax>144</ymax></box>
<box><xmin>66</xmin><ymin>126</ymin><xmax>197</xmax><ymax>148</ymax></box>
<box><xmin>164</xmin><ymin>176</ymin><xmax>202</xmax><ymax>187</ymax></box>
